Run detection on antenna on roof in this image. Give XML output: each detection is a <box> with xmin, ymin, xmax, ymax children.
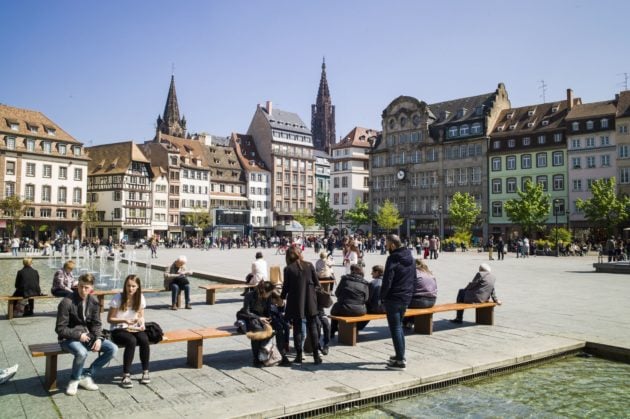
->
<box><xmin>538</xmin><ymin>80</ymin><xmax>548</xmax><ymax>103</ymax></box>
<box><xmin>617</xmin><ymin>72</ymin><xmax>629</xmax><ymax>91</ymax></box>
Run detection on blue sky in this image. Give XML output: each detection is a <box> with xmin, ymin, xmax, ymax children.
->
<box><xmin>1</xmin><ymin>0</ymin><xmax>629</xmax><ymax>146</ymax></box>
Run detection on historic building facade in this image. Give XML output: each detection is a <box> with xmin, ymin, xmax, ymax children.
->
<box><xmin>86</xmin><ymin>141</ymin><xmax>153</xmax><ymax>242</ymax></box>
<box><xmin>0</xmin><ymin>104</ymin><xmax>88</xmax><ymax>240</ymax></box>
<box><xmin>246</xmin><ymin>101</ymin><xmax>316</xmax><ymax>230</ymax></box>
<box><xmin>616</xmin><ymin>91</ymin><xmax>630</xmax><ymax>200</ymax></box>
<box><xmin>371</xmin><ymin>84</ymin><xmax>510</xmax><ymax>239</ymax></box>
<box><xmin>311</xmin><ymin>59</ymin><xmax>335</xmax><ymax>154</ymax></box>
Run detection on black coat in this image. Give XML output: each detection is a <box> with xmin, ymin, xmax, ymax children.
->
<box><xmin>281</xmin><ymin>261</ymin><xmax>320</xmax><ymax>320</ymax></box>
<box><xmin>381</xmin><ymin>246</ymin><xmax>415</xmax><ymax>305</ymax></box>
<box><xmin>331</xmin><ymin>273</ymin><xmax>369</xmax><ymax>316</ymax></box>
<box><xmin>14</xmin><ymin>266</ymin><xmax>41</xmax><ymax>298</ymax></box>
<box><xmin>55</xmin><ymin>291</ymin><xmax>103</xmax><ymax>341</ymax></box>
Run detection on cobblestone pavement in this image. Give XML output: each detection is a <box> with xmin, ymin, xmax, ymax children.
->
<box><xmin>0</xmin><ymin>247</ymin><xmax>628</xmax><ymax>418</ymax></box>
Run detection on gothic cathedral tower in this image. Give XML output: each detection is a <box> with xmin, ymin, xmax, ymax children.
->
<box><xmin>156</xmin><ymin>75</ymin><xmax>187</xmax><ymax>138</ymax></box>
<box><xmin>311</xmin><ymin>58</ymin><xmax>336</xmax><ymax>154</ymax></box>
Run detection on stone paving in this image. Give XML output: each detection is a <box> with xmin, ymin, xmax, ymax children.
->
<box><xmin>0</xmin><ymin>246</ymin><xmax>628</xmax><ymax>418</ymax></box>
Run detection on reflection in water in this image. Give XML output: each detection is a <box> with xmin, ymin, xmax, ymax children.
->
<box><xmin>340</xmin><ymin>356</ymin><xmax>630</xmax><ymax>418</ymax></box>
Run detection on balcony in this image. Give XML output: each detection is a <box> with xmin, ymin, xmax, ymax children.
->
<box><xmin>125</xmin><ymin>200</ymin><xmax>149</xmax><ymax>208</ymax></box>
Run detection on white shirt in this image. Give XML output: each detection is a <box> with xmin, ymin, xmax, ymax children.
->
<box><xmin>251</xmin><ymin>259</ymin><xmax>268</xmax><ymax>283</ymax></box>
<box><xmin>109</xmin><ymin>293</ymin><xmax>146</xmax><ymax>330</ymax></box>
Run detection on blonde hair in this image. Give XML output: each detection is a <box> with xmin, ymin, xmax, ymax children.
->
<box><xmin>64</xmin><ymin>260</ymin><xmax>75</xmax><ymax>270</ymax></box>
<box><xmin>415</xmin><ymin>258</ymin><xmax>432</xmax><ymax>275</ymax></box>
<box><xmin>23</xmin><ymin>257</ymin><xmax>33</xmax><ymax>267</ymax></box>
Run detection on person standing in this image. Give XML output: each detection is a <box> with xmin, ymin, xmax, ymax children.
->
<box><xmin>108</xmin><ymin>275</ymin><xmax>150</xmax><ymax>388</ymax></box>
<box><xmin>488</xmin><ymin>236</ymin><xmax>495</xmax><ymax>260</ymax></box>
<box><xmin>14</xmin><ymin>257</ymin><xmax>41</xmax><ymax>316</ymax></box>
<box><xmin>55</xmin><ymin>273</ymin><xmax>117</xmax><ymax>396</ymax></box>
<box><xmin>11</xmin><ymin>237</ymin><xmax>20</xmax><ymax>257</ymax></box>
<box><xmin>281</xmin><ymin>246</ymin><xmax>322</xmax><ymax>365</ymax></box>
<box><xmin>496</xmin><ymin>236</ymin><xmax>505</xmax><ymax>260</ymax></box>
<box><xmin>165</xmin><ymin>256</ymin><xmax>192</xmax><ymax>310</ymax></box>
<box><xmin>429</xmin><ymin>236</ymin><xmax>438</xmax><ymax>260</ymax></box>
<box><xmin>380</xmin><ymin>234</ymin><xmax>415</xmax><ymax>370</ymax></box>
<box><xmin>149</xmin><ymin>237</ymin><xmax>158</xmax><ymax>259</ymax></box>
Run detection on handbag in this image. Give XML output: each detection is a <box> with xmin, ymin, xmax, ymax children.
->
<box><xmin>144</xmin><ymin>322</ymin><xmax>164</xmax><ymax>344</ymax></box>
<box><xmin>316</xmin><ymin>288</ymin><xmax>333</xmax><ymax>309</ymax></box>
<box><xmin>258</xmin><ymin>339</ymin><xmax>282</xmax><ymax>367</ymax></box>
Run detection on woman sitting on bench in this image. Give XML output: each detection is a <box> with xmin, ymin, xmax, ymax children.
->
<box><xmin>330</xmin><ymin>264</ymin><xmax>369</xmax><ymax>339</ymax></box>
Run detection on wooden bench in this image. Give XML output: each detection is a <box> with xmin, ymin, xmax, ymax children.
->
<box><xmin>198</xmin><ymin>284</ymin><xmax>256</xmax><ymax>304</ymax></box>
<box><xmin>319</xmin><ymin>279</ymin><xmax>334</xmax><ymax>293</ymax></box>
<box><xmin>93</xmin><ymin>289</ymin><xmax>183</xmax><ymax>313</ymax></box>
<box><xmin>0</xmin><ymin>295</ymin><xmax>56</xmax><ymax>320</ymax></box>
<box><xmin>330</xmin><ymin>302</ymin><xmax>498</xmax><ymax>346</ymax></box>
<box><xmin>29</xmin><ymin>326</ymin><xmax>236</xmax><ymax>391</ymax></box>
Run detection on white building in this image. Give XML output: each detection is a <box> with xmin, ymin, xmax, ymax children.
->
<box><xmin>150</xmin><ymin>166</ymin><xmax>169</xmax><ymax>239</ymax></box>
<box><xmin>0</xmin><ymin>104</ymin><xmax>88</xmax><ymax>240</ymax></box>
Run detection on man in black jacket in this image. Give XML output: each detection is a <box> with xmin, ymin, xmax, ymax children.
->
<box><xmin>55</xmin><ymin>273</ymin><xmax>117</xmax><ymax>396</ymax></box>
<box><xmin>380</xmin><ymin>235</ymin><xmax>415</xmax><ymax>370</ymax></box>
<box><xmin>13</xmin><ymin>258</ymin><xmax>41</xmax><ymax>316</ymax></box>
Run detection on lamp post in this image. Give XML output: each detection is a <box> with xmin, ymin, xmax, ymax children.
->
<box><xmin>110</xmin><ymin>210</ymin><xmax>115</xmax><ymax>243</ymax></box>
<box><xmin>438</xmin><ymin>205</ymin><xmax>444</xmax><ymax>240</ymax></box>
<box><xmin>553</xmin><ymin>199</ymin><xmax>561</xmax><ymax>257</ymax></box>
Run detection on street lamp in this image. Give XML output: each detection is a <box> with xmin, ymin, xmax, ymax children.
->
<box><xmin>553</xmin><ymin>199</ymin><xmax>561</xmax><ymax>257</ymax></box>
<box><xmin>438</xmin><ymin>205</ymin><xmax>444</xmax><ymax>240</ymax></box>
<box><xmin>111</xmin><ymin>210</ymin><xmax>115</xmax><ymax>242</ymax></box>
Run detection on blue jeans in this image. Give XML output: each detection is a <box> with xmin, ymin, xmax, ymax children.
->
<box><xmin>11</xmin><ymin>247</ymin><xmax>18</xmax><ymax>256</ymax></box>
<box><xmin>60</xmin><ymin>339</ymin><xmax>117</xmax><ymax>381</ymax></box>
<box><xmin>170</xmin><ymin>283</ymin><xmax>190</xmax><ymax>305</ymax></box>
<box><xmin>385</xmin><ymin>301</ymin><xmax>407</xmax><ymax>362</ymax></box>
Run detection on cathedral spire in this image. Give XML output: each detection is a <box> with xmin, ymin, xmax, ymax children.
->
<box><xmin>157</xmin><ymin>75</ymin><xmax>187</xmax><ymax>138</ymax></box>
<box><xmin>312</xmin><ymin>57</ymin><xmax>335</xmax><ymax>154</ymax></box>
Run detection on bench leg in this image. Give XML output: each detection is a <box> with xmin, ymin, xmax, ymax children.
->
<box><xmin>45</xmin><ymin>354</ymin><xmax>58</xmax><ymax>391</ymax></box>
<box><xmin>337</xmin><ymin>322</ymin><xmax>358</xmax><ymax>346</ymax></box>
<box><xmin>205</xmin><ymin>289</ymin><xmax>216</xmax><ymax>305</ymax></box>
<box><xmin>97</xmin><ymin>295</ymin><xmax>105</xmax><ymax>314</ymax></box>
<box><xmin>476</xmin><ymin>306</ymin><xmax>494</xmax><ymax>325</ymax></box>
<box><xmin>186</xmin><ymin>340</ymin><xmax>203</xmax><ymax>368</ymax></box>
<box><xmin>7</xmin><ymin>301</ymin><xmax>14</xmax><ymax>320</ymax></box>
<box><xmin>413</xmin><ymin>314</ymin><xmax>433</xmax><ymax>334</ymax></box>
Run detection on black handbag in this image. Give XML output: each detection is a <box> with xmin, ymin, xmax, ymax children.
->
<box><xmin>316</xmin><ymin>288</ymin><xmax>333</xmax><ymax>309</ymax></box>
<box><xmin>144</xmin><ymin>322</ymin><xmax>164</xmax><ymax>344</ymax></box>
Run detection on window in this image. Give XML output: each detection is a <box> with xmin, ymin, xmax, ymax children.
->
<box><xmin>493</xmin><ymin>140</ymin><xmax>500</xmax><ymax>149</ymax></box>
<box><xmin>586</xmin><ymin>137</ymin><xmax>595</xmax><ymax>147</ymax></box>
<box><xmin>492</xmin><ymin>179</ymin><xmax>502</xmax><ymax>194</ymax></box>
<box><xmin>58</xmin><ymin>187</ymin><xmax>67</xmax><ymax>203</ymax></box>
<box><xmin>552</xmin><ymin>151</ymin><xmax>564</xmax><ymax>166</ymax></box>
<box><xmin>459</xmin><ymin>125</ymin><xmax>469</xmax><ymax>136</ymax></box>
<box><xmin>600</xmin><ymin>136</ymin><xmax>610</xmax><ymax>146</ymax></box>
<box><xmin>26</xmin><ymin>138</ymin><xmax>35</xmax><ymax>151</ymax></box>
<box><xmin>73</xmin><ymin>188</ymin><xmax>82</xmax><ymax>203</ymax></box>
<box><xmin>26</xmin><ymin>163</ymin><xmax>36</xmax><ymax>176</ymax></box>
<box><xmin>508</xmin><ymin>139</ymin><xmax>515</xmax><ymax>148</ymax></box>
<box><xmin>448</xmin><ymin>126</ymin><xmax>458</xmax><ymax>138</ymax></box>
<box><xmin>506</xmin><ymin>177</ymin><xmax>517</xmax><ymax>193</ymax></box>
<box><xmin>536</xmin><ymin>175</ymin><xmax>548</xmax><ymax>191</ymax></box>
<box><xmin>601</xmin><ymin>155</ymin><xmax>610</xmax><ymax>167</ymax></box>
<box><xmin>74</xmin><ymin>168</ymin><xmax>82</xmax><ymax>181</ymax></box>
<box><xmin>573</xmin><ymin>179</ymin><xmax>582</xmax><ymax>191</ymax></box>
<box><xmin>586</xmin><ymin>156</ymin><xmax>596</xmax><ymax>168</ymax></box>
<box><xmin>554</xmin><ymin>133</ymin><xmax>562</xmax><ymax>143</ymax></box>
<box><xmin>586</xmin><ymin>120</ymin><xmax>594</xmax><ymax>130</ymax></box>
<box><xmin>58</xmin><ymin>144</ymin><xmax>66</xmax><ymax>155</ymax></box>
<box><xmin>56</xmin><ymin>209</ymin><xmax>67</xmax><ymax>219</ymax></box>
<box><xmin>6</xmin><ymin>161</ymin><xmax>15</xmax><ymax>175</ymax></box>
<box><xmin>491</xmin><ymin>157</ymin><xmax>501</xmax><ymax>171</ymax></box>
<box><xmin>572</xmin><ymin>157</ymin><xmax>581</xmax><ymax>168</ymax></box>
<box><xmin>471</xmin><ymin>123</ymin><xmax>482</xmax><ymax>135</ymax></box>
<box><xmin>492</xmin><ymin>201</ymin><xmax>502</xmax><ymax>217</ymax></box>
<box><xmin>506</xmin><ymin>156</ymin><xmax>516</xmax><ymax>170</ymax></box>
<box><xmin>25</xmin><ymin>207</ymin><xmax>35</xmax><ymax>217</ymax></box>
<box><xmin>553</xmin><ymin>199</ymin><xmax>565</xmax><ymax>215</ymax></box>
<box><xmin>25</xmin><ymin>184</ymin><xmax>35</xmax><ymax>200</ymax></box>
<box><xmin>40</xmin><ymin>208</ymin><xmax>51</xmax><ymax>218</ymax></box>
<box><xmin>43</xmin><ymin>164</ymin><xmax>52</xmax><ymax>178</ymax></box>
<box><xmin>73</xmin><ymin>146</ymin><xmax>81</xmax><ymax>156</ymax></box>
<box><xmin>572</xmin><ymin>122</ymin><xmax>579</xmax><ymax>131</ymax></box>
<box><xmin>6</xmin><ymin>137</ymin><xmax>16</xmax><ymax>149</ymax></box>
<box><xmin>43</xmin><ymin>141</ymin><xmax>51</xmax><ymax>153</ymax></box>
<box><xmin>620</xmin><ymin>168</ymin><xmax>630</xmax><ymax>184</ymax></box>
<box><xmin>521</xmin><ymin>176</ymin><xmax>532</xmax><ymax>191</ymax></box>
<box><xmin>523</xmin><ymin>137</ymin><xmax>531</xmax><ymax>146</ymax></box>
<box><xmin>619</xmin><ymin>145</ymin><xmax>629</xmax><ymax>159</ymax></box>
<box><xmin>536</xmin><ymin>153</ymin><xmax>547</xmax><ymax>167</ymax></box>
<box><xmin>537</xmin><ymin>135</ymin><xmax>546</xmax><ymax>144</ymax></box>
<box><xmin>59</xmin><ymin>166</ymin><xmax>67</xmax><ymax>179</ymax></box>
<box><xmin>619</xmin><ymin>125</ymin><xmax>628</xmax><ymax>134</ymax></box>
<box><xmin>341</xmin><ymin>177</ymin><xmax>348</xmax><ymax>187</ymax></box>
<box><xmin>521</xmin><ymin>154</ymin><xmax>532</xmax><ymax>169</ymax></box>
<box><xmin>42</xmin><ymin>185</ymin><xmax>51</xmax><ymax>202</ymax></box>
<box><xmin>553</xmin><ymin>175</ymin><xmax>564</xmax><ymax>191</ymax></box>
<box><xmin>4</xmin><ymin>182</ymin><xmax>15</xmax><ymax>197</ymax></box>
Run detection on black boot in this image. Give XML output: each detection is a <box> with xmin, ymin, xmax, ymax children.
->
<box><xmin>314</xmin><ymin>354</ymin><xmax>323</xmax><ymax>365</ymax></box>
<box><xmin>294</xmin><ymin>351</ymin><xmax>303</xmax><ymax>364</ymax></box>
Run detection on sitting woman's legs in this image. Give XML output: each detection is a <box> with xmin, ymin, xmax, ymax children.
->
<box><xmin>170</xmin><ymin>284</ymin><xmax>180</xmax><ymax>306</ymax></box>
<box><xmin>111</xmin><ymin>329</ymin><xmax>138</xmax><ymax>374</ymax></box>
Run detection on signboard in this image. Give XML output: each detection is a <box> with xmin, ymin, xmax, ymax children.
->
<box><xmin>214</xmin><ymin>209</ymin><xmax>250</xmax><ymax>226</ymax></box>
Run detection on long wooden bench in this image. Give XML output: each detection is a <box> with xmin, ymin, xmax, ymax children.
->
<box><xmin>330</xmin><ymin>302</ymin><xmax>498</xmax><ymax>346</ymax></box>
<box><xmin>0</xmin><ymin>295</ymin><xmax>56</xmax><ymax>320</ymax></box>
<box><xmin>198</xmin><ymin>284</ymin><xmax>256</xmax><ymax>304</ymax></box>
<box><xmin>29</xmin><ymin>326</ymin><xmax>237</xmax><ymax>391</ymax></box>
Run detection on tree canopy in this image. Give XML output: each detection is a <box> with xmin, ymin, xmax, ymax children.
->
<box><xmin>504</xmin><ymin>180</ymin><xmax>551</xmax><ymax>237</ymax></box>
<box><xmin>448</xmin><ymin>192</ymin><xmax>481</xmax><ymax>234</ymax></box>
<box><xmin>344</xmin><ymin>197</ymin><xmax>371</xmax><ymax>231</ymax></box>
<box><xmin>576</xmin><ymin>177</ymin><xmax>630</xmax><ymax>235</ymax></box>
<box><xmin>82</xmin><ymin>203</ymin><xmax>99</xmax><ymax>238</ymax></box>
<box><xmin>0</xmin><ymin>195</ymin><xmax>29</xmax><ymax>237</ymax></box>
<box><xmin>375</xmin><ymin>199</ymin><xmax>403</xmax><ymax>232</ymax></box>
<box><xmin>313</xmin><ymin>195</ymin><xmax>337</xmax><ymax>235</ymax></box>
<box><xmin>293</xmin><ymin>209</ymin><xmax>315</xmax><ymax>236</ymax></box>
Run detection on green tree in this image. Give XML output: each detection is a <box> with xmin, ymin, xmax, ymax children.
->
<box><xmin>184</xmin><ymin>206</ymin><xmax>212</xmax><ymax>238</ymax></box>
<box><xmin>313</xmin><ymin>195</ymin><xmax>337</xmax><ymax>235</ymax></box>
<box><xmin>82</xmin><ymin>203</ymin><xmax>99</xmax><ymax>239</ymax></box>
<box><xmin>576</xmin><ymin>177</ymin><xmax>630</xmax><ymax>236</ymax></box>
<box><xmin>0</xmin><ymin>195</ymin><xmax>29</xmax><ymax>237</ymax></box>
<box><xmin>344</xmin><ymin>197</ymin><xmax>371</xmax><ymax>232</ymax></box>
<box><xmin>375</xmin><ymin>199</ymin><xmax>403</xmax><ymax>233</ymax></box>
<box><xmin>293</xmin><ymin>209</ymin><xmax>315</xmax><ymax>237</ymax></box>
<box><xmin>448</xmin><ymin>192</ymin><xmax>481</xmax><ymax>235</ymax></box>
<box><xmin>504</xmin><ymin>180</ymin><xmax>551</xmax><ymax>237</ymax></box>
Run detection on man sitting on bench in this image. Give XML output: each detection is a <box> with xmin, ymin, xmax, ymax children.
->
<box><xmin>450</xmin><ymin>263</ymin><xmax>502</xmax><ymax>324</ymax></box>
<box><xmin>55</xmin><ymin>273</ymin><xmax>117</xmax><ymax>396</ymax></box>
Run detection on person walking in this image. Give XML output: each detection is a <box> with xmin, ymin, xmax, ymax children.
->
<box><xmin>496</xmin><ymin>236</ymin><xmax>505</xmax><ymax>260</ymax></box>
<box><xmin>11</xmin><ymin>237</ymin><xmax>20</xmax><ymax>257</ymax></box>
<box><xmin>380</xmin><ymin>234</ymin><xmax>415</xmax><ymax>370</ymax></box>
<box><xmin>487</xmin><ymin>236</ymin><xmax>495</xmax><ymax>260</ymax></box>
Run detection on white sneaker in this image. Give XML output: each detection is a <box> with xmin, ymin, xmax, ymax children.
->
<box><xmin>66</xmin><ymin>379</ymin><xmax>80</xmax><ymax>396</ymax></box>
<box><xmin>79</xmin><ymin>375</ymin><xmax>99</xmax><ymax>391</ymax></box>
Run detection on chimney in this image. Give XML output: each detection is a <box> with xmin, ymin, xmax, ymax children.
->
<box><xmin>266</xmin><ymin>101</ymin><xmax>273</xmax><ymax>115</ymax></box>
<box><xmin>567</xmin><ymin>89</ymin><xmax>574</xmax><ymax>110</ymax></box>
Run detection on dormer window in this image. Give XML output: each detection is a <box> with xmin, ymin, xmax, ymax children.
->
<box><xmin>527</xmin><ymin>121</ymin><xmax>535</xmax><ymax>128</ymax></box>
<box><xmin>497</xmin><ymin>125</ymin><xmax>505</xmax><ymax>132</ymax></box>
<box><xmin>73</xmin><ymin>146</ymin><xmax>81</xmax><ymax>156</ymax></box>
<box><xmin>58</xmin><ymin>144</ymin><xmax>67</xmax><ymax>155</ymax></box>
<box><xmin>508</xmin><ymin>139</ymin><xmax>516</xmax><ymax>148</ymax></box>
<box><xmin>523</xmin><ymin>137</ymin><xmax>531</xmax><ymax>146</ymax></box>
<box><xmin>551</xmin><ymin>105</ymin><xmax>559</xmax><ymax>113</ymax></box>
<box><xmin>27</xmin><ymin>124</ymin><xmax>38</xmax><ymax>133</ymax></box>
<box><xmin>441</xmin><ymin>110</ymin><xmax>450</xmax><ymax>120</ymax></box>
<box><xmin>6</xmin><ymin>119</ymin><xmax>19</xmax><ymax>131</ymax></box>
<box><xmin>475</xmin><ymin>106</ymin><xmax>484</xmax><ymax>116</ymax></box>
<box><xmin>572</xmin><ymin>122</ymin><xmax>579</xmax><ymax>131</ymax></box>
<box><xmin>527</xmin><ymin>109</ymin><xmax>536</xmax><ymax>116</ymax></box>
<box><xmin>45</xmin><ymin>126</ymin><xmax>56</xmax><ymax>136</ymax></box>
<box><xmin>506</xmin><ymin>112</ymin><xmax>515</xmax><ymax>120</ymax></box>
<box><xmin>601</xmin><ymin>118</ymin><xmax>609</xmax><ymax>129</ymax></box>
<box><xmin>448</xmin><ymin>126</ymin><xmax>458</xmax><ymax>138</ymax></box>
<box><xmin>586</xmin><ymin>120</ymin><xmax>594</xmax><ymax>130</ymax></box>
<box><xmin>459</xmin><ymin>125</ymin><xmax>470</xmax><ymax>136</ymax></box>
<box><xmin>509</xmin><ymin>124</ymin><xmax>517</xmax><ymax>130</ymax></box>
<box><xmin>542</xmin><ymin>120</ymin><xmax>549</xmax><ymax>126</ymax></box>
<box><xmin>457</xmin><ymin>108</ymin><xmax>467</xmax><ymax>119</ymax></box>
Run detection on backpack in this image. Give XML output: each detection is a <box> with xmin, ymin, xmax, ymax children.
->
<box><xmin>144</xmin><ymin>322</ymin><xmax>164</xmax><ymax>344</ymax></box>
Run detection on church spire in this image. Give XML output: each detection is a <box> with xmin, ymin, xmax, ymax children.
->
<box><xmin>311</xmin><ymin>57</ymin><xmax>335</xmax><ymax>154</ymax></box>
<box><xmin>157</xmin><ymin>74</ymin><xmax>187</xmax><ymax>138</ymax></box>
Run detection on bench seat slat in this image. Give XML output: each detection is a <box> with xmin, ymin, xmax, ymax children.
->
<box><xmin>331</xmin><ymin>302</ymin><xmax>497</xmax><ymax>323</ymax></box>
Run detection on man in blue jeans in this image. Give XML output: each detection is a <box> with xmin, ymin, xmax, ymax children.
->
<box><xmin>380</xmin><ymin>235</ymin><xmax>415</xmax><ymax>370</ymax></box>
<box><xmin>55</xmin><ymin>273</ymin><xmax>117</xmax><ymax>396</ymax></box>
